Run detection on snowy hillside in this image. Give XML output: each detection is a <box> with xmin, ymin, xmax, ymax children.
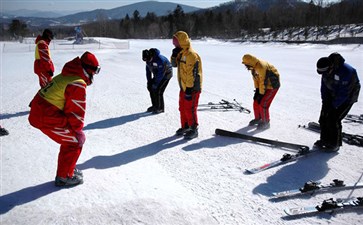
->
<box><xmin>1</xmin><ymin>38</ymin><xmax>362</xmax><ymax>225</ymax></box>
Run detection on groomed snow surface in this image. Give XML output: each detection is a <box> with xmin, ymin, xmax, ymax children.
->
<box><xmin>1</xmin><ymin>38</ymin><xmax>362</xmax><ymax>224</ymax></box>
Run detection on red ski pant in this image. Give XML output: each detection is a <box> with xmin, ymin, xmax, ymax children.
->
<box><xmin>40</xmin><ymin>127</ymin><xmax>82</xmax><ymax>178</ymax></box>
<box><xmin>179</xmin><ymin>90</ymin><xmax>200</xmax><ymax>128</ymax></box>
<box><xmin>253</xmin><ymin>88</ymin><xmax>278</xmax><ymax>122</ymax></box>
<box><xmin>36</xmin><ymin>72</ymin><xmax>52</xmax><ymax>88</ymax></box>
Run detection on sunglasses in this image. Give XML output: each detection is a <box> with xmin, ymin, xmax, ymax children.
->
<box><xmin>83</xmin><ymin>63</ymin><xmax>101</xmax><ymax>75</ymax></box>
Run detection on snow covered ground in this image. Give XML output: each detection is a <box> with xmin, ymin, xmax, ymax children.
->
<box><xmin>1</xmin><ymin>38</ymin><xmax>362</xmax><ymax>225</ymax></box>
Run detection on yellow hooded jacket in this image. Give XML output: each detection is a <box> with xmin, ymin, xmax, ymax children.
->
<box><xmin>242</xmin><ymin>54</ymin><xmax>280</xmax><ymax>95</ymax></box>
<box><xmin>171</xmin><ymin>31</ymin><xmax>203</xmax><ymax>92</ymax></box>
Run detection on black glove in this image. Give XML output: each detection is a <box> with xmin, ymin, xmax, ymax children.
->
<box><xmin>185</xmin><ymin>87</ymin><xmax>193</xmax><ymax>101</ymax></box>
<box><xmin>253</xmin><ymin>89</ymin><xmax>264</xmax><ymax>104</ymax></box>
<box><xmin>172</xmin><ymin>47</ymin><xmax>182</xmax><ymax>58</ymax></box>
<box><xmin>147</xmin><ymin>81</ymin><xmax>152</xmax><ymax>91</ymax></box>
<box><xmin>48</xmin><ymin>71</ymin><xmax>54</xmax><ymax>77</ymax></box>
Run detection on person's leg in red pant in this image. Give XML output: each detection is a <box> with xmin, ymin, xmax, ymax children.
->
<box><xmin>40</xmin><ymin>127</ymin><xmax>83</xmax><ymax>186</ymax></box>
<box><xmin>256</xmin><ymin>88</ymin><xmax>278</xmax><ymax>129</ymax></box>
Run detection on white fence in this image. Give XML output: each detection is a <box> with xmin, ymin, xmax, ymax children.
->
<box><xmin>1</xmin><ymin>38</ymin><xmax>130</xmax><ymax>53</ymax></box>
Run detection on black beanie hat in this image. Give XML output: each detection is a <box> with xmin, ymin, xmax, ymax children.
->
<box><xmin>316</xmin><ymin>57</ymin><xmax>330</xmax><ymax>74</ymax></box>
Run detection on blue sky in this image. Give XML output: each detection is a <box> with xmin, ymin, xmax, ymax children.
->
<box><xmin>2</xmin><ymin>0</ymin><xmax>228</xmax><ymax>12</ymax></box>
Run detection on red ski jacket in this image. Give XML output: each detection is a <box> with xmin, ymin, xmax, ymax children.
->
<box><xmin>29</xmin><ymin>57</ymin><xmax>90</xmax><ymax>132</ymax></box>
<box><xmin>34</xmin><ymin>35</ymin><xmax>54</xmax><ymax>75</ymax></box>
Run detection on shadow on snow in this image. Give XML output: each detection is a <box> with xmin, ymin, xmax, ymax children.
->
<box><xmin>0</xmin><ymin>182</ymin><xmax>61</xmax><ymax>215</ymax></box>
<box><xmin>83</xmin><ymin>111</ymin><xmax>152</xmax><ymax>130</ymax></box>
<box><xmin>78</xmin><ymin>135</ymin><xmax>186</xmax><ymax>170</ymax></box>
<box><xmin>0</xmin><ymin>110</ymin><xmax>29</xmax><ymax>120</ymax></box>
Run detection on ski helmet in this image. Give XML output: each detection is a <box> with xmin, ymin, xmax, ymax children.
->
<box><xmin>81</xmin><ymin>51</ymin><xmax>100</xmax><ymax>85</ymax></box>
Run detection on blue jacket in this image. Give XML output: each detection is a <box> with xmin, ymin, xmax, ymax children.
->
<box><xmin>321</xmin><ymin>62</ymin><xmax>360</xmax><ymax>108</ymax></box>
<box><xmin>145</xmin><ymin>49</ymin><xmax>172</xmax><ymax>88</ymax></box>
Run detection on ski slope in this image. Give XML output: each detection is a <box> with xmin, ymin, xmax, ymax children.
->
<box><xmin>1</xmin><ymin>38</ymin><xmax>363</xmax><ymax>225</ymax></box>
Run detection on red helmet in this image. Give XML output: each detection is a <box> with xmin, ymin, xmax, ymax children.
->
<box><xmin>80</xmin><ymin>51</ymin><xmax>100</xmax><ymax>85</ymax></box>
<box><xmin>81</xmin><ymin>51</ymin><xmax>100</xmax><ymax>75</ymax></box>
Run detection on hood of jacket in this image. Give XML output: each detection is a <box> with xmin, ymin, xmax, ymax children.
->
<box><xmin>35</xmin><ymin>35</ymin><xmax>50</xmax><ymax>45</ymax></box>
<box><xmin>173</xmin><ymin>31</ymin><xmax>191</xmax><ymax>50</ymax></box>
<box><xmin>242</xmin><ymin>54</ymin><xmax>259</xmax><ymax>67</ymax></box>
<box><xmin>62</xmin><ymin>57</ymin><xmax>91</xmax><ymax>85</ymax></box>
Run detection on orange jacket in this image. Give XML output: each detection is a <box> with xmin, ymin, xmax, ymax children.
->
<box><xmin>171</xmin><ymin>31</ymin><xmax>203</xmax><ymax>92</ymax></box>
<box><xmin>242</xmin><ymin>54</ymin><xmax>280</xmax><ymax>95</ymax></box>
<box><xmin>34</xmin><ymin>35</ymin><xmax>54</xmax><ymax>75</ymax></box>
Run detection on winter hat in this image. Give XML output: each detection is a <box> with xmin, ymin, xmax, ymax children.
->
<box><xmin>142</xmin><ymin>49</ymin><xmax>150</xmax><ymax>61</ymax></box>
<box><xmin>316</xmin><ymin>57</ymin><xmax>330</xmax><ymax>74</ymax></box>
<box><xmin>81</xmin><ymin>51</ymin><xmax>100</xmax><ymax>75</ymax></box>
<box><xmin>42</xmin><ymin>29</ymin><xmax>54</xmax><ymax>40</ymax></box>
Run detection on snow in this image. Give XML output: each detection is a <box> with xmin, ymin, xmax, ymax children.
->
<box><xmin>1</xmin><ymin>38</ymin><xmax>363</xmax><ymax>225</ymax></box>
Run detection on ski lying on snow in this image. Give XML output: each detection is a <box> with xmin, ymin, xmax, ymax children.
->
<box><xmin>272</xmin><ymin>179</ymin><xmax>363</xmax><ymax>199</ymax></box>
<box><xmin>215</xmin><ymin>129</ymin><xmax>313</xmax><ymax>174</ymax></box>
<box><xmin>198</xmin><ymin>99</ymin><xmax>251</xmax><ymax>114</ymax></box>
<box><xmin>244</xmin><ymin>148</ymin><xmax>315</xmax><ymax>174</ymax></box>
<box><xmin>284</xmin><ymin>197</ymin><xmax>363</xmax><ymax>216</ymax></box>
<box><xmin>344</xmin><ymin>114</ymin><xmax>363</xmax><ymax>124</ymax></box>
<box><xmin>215</xmin><ymin>128</ymin><xmax>309</xmax><ymax>151</ymax></box>
<box><xmin>299</xmin><ymin>122</ymin><xmax>363</xmax><ymax>147</ymax></box>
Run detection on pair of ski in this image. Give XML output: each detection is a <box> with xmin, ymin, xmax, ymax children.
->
<box><xmin>284</xmin><ymin>196</ymin><xmax>363</xmax><ymax>216</ymax></box>
<box><xmin>344</xmin><ymin>114</ymin><xmax>363</xmax><ymax>124</ymax></box>
<box><xmin>299</xmin><ymin>122</ymin><xmax>363</xmax><ymax>147</ymax></box>
<box><xmin>215</xmin><ymin>128</ymin><xmax>313</xmax><ymax>174</ymax></box>
<box><xmin>275</xmin><ymin>179</ymin><xmax>363</xmax><ymax>216</ymax></box>
<box><xmin>272</xmin><ymin>179</ymin><xmax>363</xmax><ymax>199</ymax></box>
<box><xmin>199</xmin><ymin>99</ymin><xmax>251</xmax><ymax>114</ymax></box>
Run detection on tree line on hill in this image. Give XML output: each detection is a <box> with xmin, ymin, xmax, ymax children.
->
<box><xmin>2</xmin><ymin>0</ymin><xmax>363</xmax><ymax>41</ymax></box>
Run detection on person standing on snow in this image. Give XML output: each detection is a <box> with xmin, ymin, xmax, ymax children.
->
<box><xmin>171</xmin><ymin>31</ymin><xmax>203</xmax><ymax>140</ymax></box>
<box><xmin>34</xmin><ymin>29</ymin><xmax>55</xmax><ymax>88</ymax></box>
<box><xmin>142</xmin><ymin>48</ymin><xmax>173</xmax><ymax>114</ymax></box>
<box><xmin>314</xmin><ymin>53</ymin><xmax>360</xmax><ymax>152</ymax></box>
<box><xmin>28</xmin><ymin>51</ymin><xmax>101</xmax><ymax>187</ymax></box>
<box><xmin>242</xmin><ymin>54</ymin><xmax>280</xmax><ymax>130</ymax></box>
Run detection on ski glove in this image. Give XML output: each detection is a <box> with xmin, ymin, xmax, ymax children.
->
<box><xmin>75</xmin><ymin>130</ymin><xmax>86</xmax><ymax>147</ymax></box>
<box><xmin>172</xmin><ymin>47</ymin><xmax>182</xmax><ymax>57</ymax></box>
<box><xmin>185</xmin><ymin>88</ymin><xmax>193</xmax><ymax>101</ymax></box>
<box><xmin>253</xmin><ymin>89</ymin><xmax>264</xmax><ymax>104</ymax></box>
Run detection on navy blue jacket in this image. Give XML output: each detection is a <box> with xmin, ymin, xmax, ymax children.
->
<box><xmin>321</xmin><ymin>62</ymin><xmax>360</xmax><ymax>108</ymax></box>
<box><xmin>145</xmin><ymin>49</ymin><xmax>172</xmax><ymax>88</ymax></box>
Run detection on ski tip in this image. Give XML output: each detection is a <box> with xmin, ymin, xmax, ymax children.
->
<box><xmin>244</xmin><ymin>169</ymin><xmax>258</xmax><ymax>174</ymax></box>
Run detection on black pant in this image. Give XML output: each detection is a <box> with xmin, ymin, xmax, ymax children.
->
<box><xmin>148</xmin><ymin>78</ymin><xmax>170</xmax><ymax>111</ymax></box>
<box><xmin>319</xmin><ymin>102</ymin><xmax>353</xmax><ymax>147</ymax></box>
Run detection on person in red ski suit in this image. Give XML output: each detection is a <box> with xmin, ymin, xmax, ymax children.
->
<box><xmin>242</xmin><ymin>54</ymin><xmax>280</xmax><ymax>130</ymax></box>
<box><xmin>34</xmin><ymin>29</ymin><xmax>55</xmax><ymax>88</ymax></box>
<box><xmin>29</xmin><ymin>51</ymin><xmax>101</xmax><ymax>187</ymax></box>
<box><xmin>171</xmin><ymin>31</ymin><xmax>203</xmax><ymax>140</ymax></box>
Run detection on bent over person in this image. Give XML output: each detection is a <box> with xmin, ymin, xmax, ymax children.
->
<box><xmin>34</xmin><ymin>29</ymin><xmax>55</xmax><ymax>88</ymax></box>
<box><xmin>314</xmin><ymin>53</ymin><xmax>360</xmax><ymax>152</ymax></box>
<box><xmin>242</xmin><ymin>54</ymin><xmax>280</xmax><ymax>130</ymax></box>
<box><xmin>29</xmin><ymin>51</ymin><xmax>101</xmax><ymax>187</ymax></box>
<box><xmin>171</xmin><ymin>31</ymin><xmax>203</xmax><ymax>140</ymax></box>
<box><xmin>142</xmin><ymin>48</ymin><xmax>173</xmax><ymax>114</ymax></box>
